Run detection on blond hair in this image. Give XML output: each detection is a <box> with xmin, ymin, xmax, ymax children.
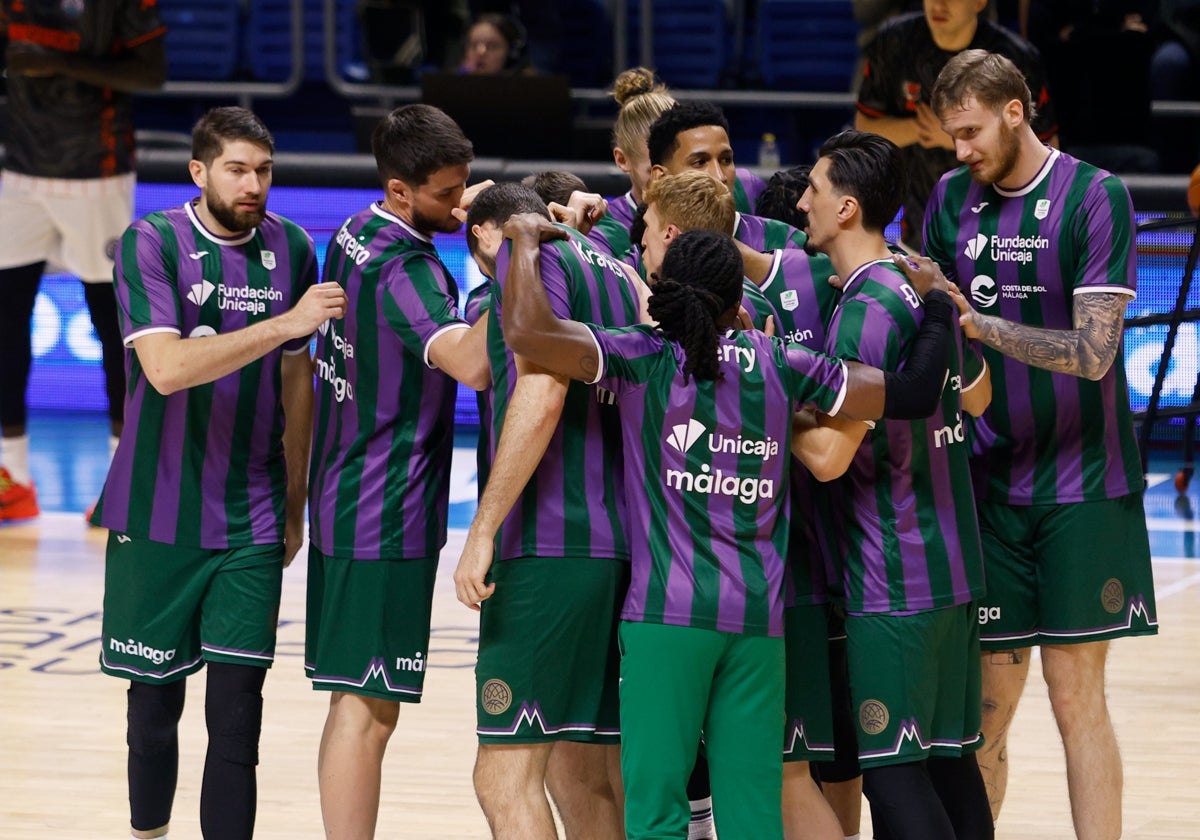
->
<box><xmin>610</xmin><ymin>67</ymin><xmax>676</xmax><ymax>155</ymax></box>
<box><xmin>644</xmin><ymin>171</ymin><xmax>736</xmax><ymax>235</ymax></box>
<box><xmin>931</xmin><ymin>49</ymin><xmax>1036</xmax><ymax>123</ymax></box>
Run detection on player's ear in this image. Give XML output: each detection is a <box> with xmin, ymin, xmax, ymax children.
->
<box><xmin>1003</xmin><ymin>98</ymin><xmax>1024</xmax><ymax>128</ymax></box>
<box><xmin>838</xmin><ymin>195</ymin><xmax>859</xmax><ymax>226</ymax></box>
<box><xmin>388</xmin><ymin>177</ymin><xmax>413</xmax><ymax>209</ymax></box>
<box><xmin>188</xmin><ymin>159</ymin><xmax>207</xmax><ymax>190</ymax></box>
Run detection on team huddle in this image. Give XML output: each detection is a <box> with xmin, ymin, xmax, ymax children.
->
<box><xmin>91</xmin><ymin>51</ymin><xmax>1157</xmax><ymax>840</ymax></box>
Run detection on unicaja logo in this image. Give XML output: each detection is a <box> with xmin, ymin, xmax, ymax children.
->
<box><xmin>964</xmin><ymin>234</ymin><xmax>988</xmax><ymax>261</ymax></box>
<box><xmin>970</xmin><ymin>275</ymin><xmax>997</xmax><ymax>307</ymax></box>
<box><xmin>666</xmin><ymin>419</ymin><xmax>705</xmax><ymax>453</ymax></box>
<box><xmin>187</xmin><ymin>280</ymin><xmax>216</xmax><ymax>306</ymax></box>
<box><xmin>317</xmin><ymin>319</ymin><xmax>330</xmax><ymax>336</ymax></box>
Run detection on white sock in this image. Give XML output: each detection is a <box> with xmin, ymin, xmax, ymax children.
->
<box><xmin>688</xmin><ymin>795</ymin><xmax>713</xmax><ymax>838</ymax></box>
<box><xmin>109</xmin><ymin>434</ymin><xmax>120</xmax><ymax>459</ymax></box>
<box><xmin>845</xmin><ymin>834</ymin><xmax>862</xmax><ymax>840</ymax></box>
<box><xmin>3</xmin><ymin>435</ymin><xmax>31</xmax><ymax>484</ymax></box>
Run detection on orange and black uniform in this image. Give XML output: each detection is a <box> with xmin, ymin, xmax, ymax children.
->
<box><xmin>857</xmin><ymin>12</ymin><xmax>1057</xmax><ymax>246</ymax></box>
<box><xmin>2</xmin><ymin>0</ymin><xmax>165</xmax><ymax>178</ymax></box>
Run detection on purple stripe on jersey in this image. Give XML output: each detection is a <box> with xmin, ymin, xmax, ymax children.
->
<box><xmin>607</xmin><ymin>191</ymin><xmax>637</xmax><ymax>232</ymax></box>
<box><xmin>148</xmin><ymin>385</ymin><xmax>187</xmax><ymax>544</ymax></box>
<box><xmin>736</xmin><ymin>168</ymin><xmax>767</xmax><ymax>209</ymax></box>
<box><xmin>735</xmin><ymin>213</ymin><xmax>768</xmax><ymax>252</ymax></box>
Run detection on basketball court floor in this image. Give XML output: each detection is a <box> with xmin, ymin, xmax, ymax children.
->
<box><xmin>2</xmin><ymin>410</ymin><xmax>1198</xmax><ymax>838</ymax></box>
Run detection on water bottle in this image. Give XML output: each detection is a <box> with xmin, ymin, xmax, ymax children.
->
<box><xmin>758</xmin><ymin>132</ymin><xmax>780</xmax><ymax>169</ymax></box>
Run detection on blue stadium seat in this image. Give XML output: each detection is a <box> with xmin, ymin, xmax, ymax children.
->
<box><xmin>160</xmin><ymin>0</ymin><xmax>240</xmax><ymax>81</ymax></box>
<box><xmin>755</xmin><ymin>0</ymin><xmax>858</xmax><ymax>92</ymax></box>
<box><xmin>245</xmin><ymin>0</ymin><xmax>361</xmax><ymax>83</ymax></box>
<box><xmin>559</xmin><ymin>0</ymin><xmax>612</xmax><ymax>88</ymax></box>
<box><xmin>626</xmin><ymin>0</ymin><xmax>729</xmax><ymax>89</ymax></box>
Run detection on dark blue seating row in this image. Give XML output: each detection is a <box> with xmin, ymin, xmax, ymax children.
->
<box><xmin>158</xmin><ymin>0</ymin><xmax>859</xmax><ymax>92</ymax></box>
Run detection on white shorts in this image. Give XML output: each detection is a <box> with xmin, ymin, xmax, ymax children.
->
<box><xmin>0</xmin><ymin>170</ymin><xmax>136</xmax><ymax>282</ymax></box>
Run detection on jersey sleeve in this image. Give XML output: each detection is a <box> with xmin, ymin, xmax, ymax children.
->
<box><xmin>380</xmin><ymin>251</ymin><xmax>468</xmax><ymax>365</ymax></box>
<box><xmin>117</xmin><ymin>0</ymin><xmax>167</xmax><ymax>49</ymax></box>
<box><xmin>1071</xmin><ymin>174</ymin><xmax>1137</xmax><ymax>296</ymax></box>
<box><xmin>114</xmin><ymin>217</ymin><xmax>182</xmax><ymax>346</ymax></box>
<box><xmin>741</xmin><ymin>281</ymin><xmax>781</xmax><ymax>332</ymax></box>
<box><xmin>922</xmin><ymin>177</ymin><xmax>959</xmax><ymax>283</ymax></box>
<box><xmin>775</xmin><ymin>339</ymin><xmax>849</xmax><ymax>416</ymax></box>
<box><xmin>856</xmin><ymin>24</ymin><xmax>903</xmax><ymax>118</ymax></box>
<box><xmin>962</xmin><ymin>338</ymin><xmax>988</xmax><ymax>393</ymax></box>
<box><xmin>589</xmin><ymin>325</ymin><xmax>665</xmax><ymax>391</ymax></box>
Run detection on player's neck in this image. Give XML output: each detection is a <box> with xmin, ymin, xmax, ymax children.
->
<box><xmin>825</xmin><ymin>229</ymin><xmax>891</xmax><ymax>282</ymax></box>
<box><xmin>382</xmin><ymin>193</ymin><xmax>423</xmax><ymax>234</ymax></box>
<box><xmin>995</xmin><ymin>131</ymin><xmax>1053</xmax><ymax>192</ymax></box>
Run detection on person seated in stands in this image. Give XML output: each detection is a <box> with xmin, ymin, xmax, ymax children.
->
<box><xmin>855</xmin><ymin>0</ymin><xmax>1057</xmax><ymax>249</ymax></box>
<box><xmin>459</xmin><ymin>13</ymin><xmax>531</xmax><ymax>75</ymax></box>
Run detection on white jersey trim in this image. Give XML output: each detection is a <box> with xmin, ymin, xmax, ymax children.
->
<box><xmin>1073</xmin><ymin>285</ymin><xmax>1136</xmax><ymax>299</ymax></box>
<box><xmin>423</xmin><ymin>322</ymin><xmax>470</xmax><ymax>369</ymax></box>
<box><xmin>757</xmin><ymin>249</ymin><xmax>785</xmax><ymax>293</ymax></box>
<box><xmin>993</xmin><ymin>147</ymin><xmax>1059</xmax><ymax>198</ymax></box>
<box><xmin>825</xmin><ymin>360</ymin><xmax>850</xmax><ymax>417</ymax></box>
<box><xmin>585</xmin><ymin>327</ymin><xmax>605</xmax><ymax>385</ymax></box>
<box><xmin>185</xmin><ymin>200</ymin><xmax>257</xmax><ymax>246</ymax></box>
<box><xmin>371</xmin><ymin>201</ymin><xmax>434</xmax><ymax>244</ymax></box>
<box><xmin>123</xmin><ymin>325</ymin><xmax>180</xmax><ymax>347</ymax></box>
<box><xmin>283</xmin><ymin>342</ymin><xmax>313</xmax><ymax>356</ymax></box>
<box><xmin>962</xmin><ymin>358</ymin><xmax>988</xmax><ymax>394</ymax></box>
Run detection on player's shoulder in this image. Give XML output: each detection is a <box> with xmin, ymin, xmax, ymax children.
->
<box><xmin>264</xmin><ymin>211</ymin><xmax>316</xmax><ymax>248</ymax></box>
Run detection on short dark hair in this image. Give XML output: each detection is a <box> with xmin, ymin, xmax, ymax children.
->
<box><xmin>521</xmin><ymin>170</ymin><xmax>588</xmax><ymax>206</ymax></box>
<box><xmin>755</xmin><ymin>165</ymin><xmax>812</xmax><ymax>230</ymax></box>
<box><xmin>464</xmin><ymin>182</ymin><xmax>549</xmax><ymax>255</ymax></box>
<box><xmin>371</xmin><ymin>104</ymin><xmax>474</xmax><ymax>187</ymax></box>
<box><xmin>646</xmin><ymin>102</ymin><xmax>731</xmax><ymax>168</ymax></box>
<box><xmin>931</xmin><ymin>49</ymin><xmax>1036</xmax><ymax>123</ymax></box>
<box><xmin>191</xmin><ymin>107</ymin><xmax>274</xmax><ymax>166</ymax></box>
<box><xmin>817</xmin><ymin>130</ymin><xmax>905</xmax><ymax>234</ymax></box>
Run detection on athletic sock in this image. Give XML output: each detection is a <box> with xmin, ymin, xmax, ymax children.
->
<box><xmin>688</xmin><ymin>795</ymin><xmax>714</xmax><ymax>839</ymax></box>
<box><xmin>3</xmin><ymin>435</ymin><xmax>31</xmax><ymax>484</ymax></box>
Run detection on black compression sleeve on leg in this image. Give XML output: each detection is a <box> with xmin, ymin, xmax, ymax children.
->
<box><xmin>127</xmin><ymin>679</ymin><xmax>186</xmax><ymax>832</ymax></box>
<box><xmin>881</xmin><ymin>289</ymin><xmax>954</xmax><ymax>420</ymax></box>
<box><xmin>928</xmin><ymin>754</ymin><xmax>995</xmax><ymax>840</ymax></box>
<box><xmin>83</xmin><ymin>281</ymin><xmax>127</xmax><ymax>430</ymax></box>
<box><xmin>814</xmin><ymin>636</ymin><xmax>861</xmax><ymax>784</ymax></box>
<box><xmin>0</xmin><ymin>262</ymin><xmax>46</xmax><ymax>431</ymax></box>
<box><xmin>201</xmin><ymin>662</ymin><xmax>267</xmax><ymax>840</ymax></box>
<box><xmin>862</xmin><ymin>762</ymin><xmax>956</xmax><ymax>840</ymax></box>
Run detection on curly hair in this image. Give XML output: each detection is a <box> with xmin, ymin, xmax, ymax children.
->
<box><xmin>646</xmin><ymin>229</ymin><xmax>743</xmax><ymax>382</ymax></box>
<box><xmin>755</xmin><ymin>165</ymin><xmax>812</xmax><ymax>230</ymax></box>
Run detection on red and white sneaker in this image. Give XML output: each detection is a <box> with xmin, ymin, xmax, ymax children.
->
<box><xmin>0</xmin><ymin>467</ymin><xmax>40</xmax><ymax>521</ymax></box>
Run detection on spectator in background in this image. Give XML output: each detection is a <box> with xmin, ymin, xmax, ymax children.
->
<box><xmin>855</xmin><ymin>0</ymin><xmax>1056</xmax><ymax>250</ymax></box>
<box><xmin>1027</xmin><ymin>0</ymin><xmax>1160</xmax><ymax>172</ymax></box>
<box><xmin>0</xmin><ymin>0</ymin><xmax>166</xmax><ymax>522</ymax></box>
<box><xmin>459</xmin><ymin>13</ymin><xmax>531</xmax><ymax>75</ymax></box>
<box><xmin>1151</xmin><ymin>0</ymin><xmax>1200</xmax><ymax>171</ymax></box>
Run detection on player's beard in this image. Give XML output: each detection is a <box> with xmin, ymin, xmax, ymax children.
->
<box><xmin>206</xmin><ymin>192</ymin><xmax>266</xmax><ymax>233</ymax></box>
<box><xmin>411</xmin><ymin>204</ymin><xmax>463</xmax><ymax>235</ymax></box>
<box><xmin>974</xmin><ymin>121</ymin><xmax>1021</xmax><ymax>186</ymax></box>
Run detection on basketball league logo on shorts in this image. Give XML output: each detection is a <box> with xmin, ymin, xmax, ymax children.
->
<box><xmin>1101</xmin><ymin>578</ymin><xmax>1125</xmax><ymax>614</ymax></box>
<box><xmin>481</xmin><ymin>678</ymin><xmax>512</xmax><ymax>715</ymax></box>
<box><xmin>859</xmin><ymin>699</ymin><xmax>890</xmax><ymax>735</ymax></box>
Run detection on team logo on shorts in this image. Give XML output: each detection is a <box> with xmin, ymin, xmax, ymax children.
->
<box><xmin>859</xmin><ymin>699</ymin><xmax>890</xmax><ymax>735</ymax></box>
<box><xmin>481</xmin><ymin>679</ymin><xmax>512</xmax><ymax>715</ymax></box>
<box><xmin>1101</xmin><ymin>578</ymin><xmax>1125</xmax><ymax>614</ymax></box>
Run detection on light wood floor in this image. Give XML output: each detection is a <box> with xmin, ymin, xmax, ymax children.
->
<box><xmin>2</xmin><ymin>515</ymin><xmax>1198</xmax><ymax>839</ymax></box>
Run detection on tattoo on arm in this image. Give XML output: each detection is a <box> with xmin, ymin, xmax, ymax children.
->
<box><xmin>972</xmin><ymin>293</ymin><xmax>1128</xmax><ymax>380</ymax></box>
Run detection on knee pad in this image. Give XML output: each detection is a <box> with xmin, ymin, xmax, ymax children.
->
<box><xmin>207</xmin><ymin>689</ymin><xmax>264</xmax><ymax>767</ymax></box>
<box><xmin>126</xmin><ymin>680</ymin><xmax>186</xmax><ymax>756</ymax></box>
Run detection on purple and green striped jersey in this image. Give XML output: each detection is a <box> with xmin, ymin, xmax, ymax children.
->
<box><xmin>308</xmin><ymin>203</ymin><xmax>470</xmax><ymax>559</ymax></box>
<box><xmin>734</xmin><ymin>212</ymin><xmax>808</xmax><ymax>252</ymax></box>
<box><xmin>755</xmin><ymin>249</ymin><xmax>842</xmax><ymax>607</ymax></box>
<box><xmin>924</xmin><ymin>149</ymin><xmax>1143</xmax><ymax>505</ymax></box>
<box><xmin>488</xmin><ymin>226</ymin><xmax>642</xmax><ymax>562</ymax></box>
<box><xmin>606</xmin><ymin>190</ymin><xmax>639</xmax><ymax>232</ymax></box>
<box><xmin>465</xmin><ymin>280</ymin><xmax>495</xmax><ymax>496</ymax></box>
<box><xmin>824</xmin><ymin>260</ymin><xmax>986</xmax><ymax>615</ymax></box>
<box><xmin>740</xmin><ymin>279</ymin><xmax>780</xmax><ymax>332</ymax></box>
<box><xmin>589</xmin><ymin>326</ymin><xmax>849</xmax><ymax>636</ymax></box>
<box><xmin>92</xmin><ymin>202</ymin><xmax>317</xmax><ymax>547</ymax></box>
<box><xmin>734</xmin><ymin>167</ymin><xmax>767</xmax><ymax>214</ymax></box>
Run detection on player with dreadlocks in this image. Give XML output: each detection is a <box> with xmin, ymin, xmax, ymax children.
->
<box><xmin>497</xmin><ymin>213</ymin><xmax>958</xmax><ymax>838</ymax></box>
